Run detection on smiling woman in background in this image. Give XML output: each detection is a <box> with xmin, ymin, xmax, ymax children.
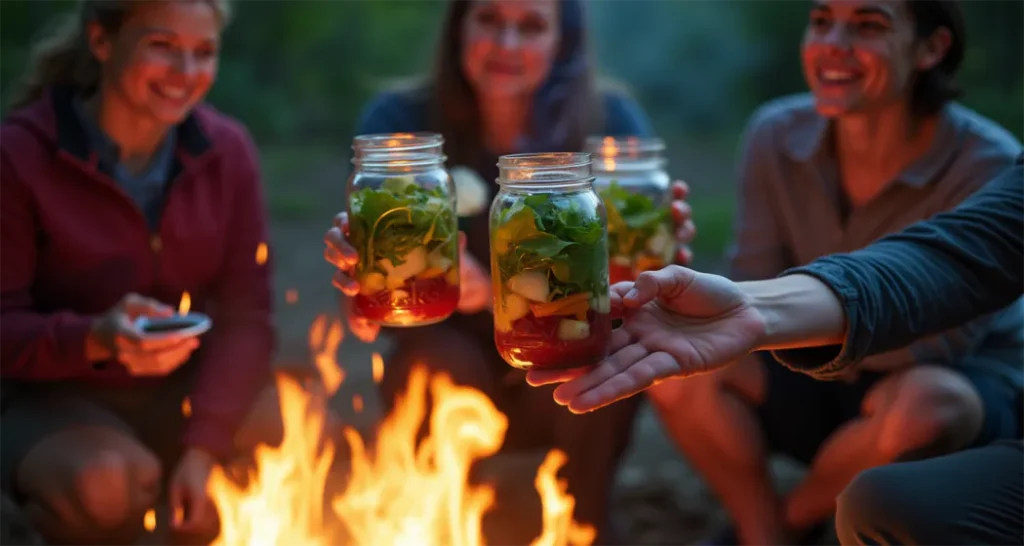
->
<box><xmin>0</xmin><ymin>1</ymin><xmax>281</xmax><ymax>543</ymax></box>
<box><xmin>323</xmin><ymin>0</ymin><xmax>693</xmax><ymax>543</ymax></box>
<box><xmin>646</xmin><ymin>1</ymin><xmax>1024</xmax><ymax>544</ymax></box>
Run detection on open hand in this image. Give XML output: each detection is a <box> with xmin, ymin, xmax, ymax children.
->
<box><xmin>526</xmin><ymin>266</ymin><xmax>765</xmax><ymax>413</ymax></box>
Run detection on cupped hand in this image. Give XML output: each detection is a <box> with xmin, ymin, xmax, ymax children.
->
<box><xmin>87</xmin><ymin>293</ymin><xmax>200</xmax><ymax>376</ymax></box>
<box><xmin>169</xmin><ymin>447</ymin><xmax>217</xmax><ymax>534</ymax></box>
<box><xmin>526</xmin><ymin>266</ymin><xmax>766</xmax><ymax>413</ymax></box>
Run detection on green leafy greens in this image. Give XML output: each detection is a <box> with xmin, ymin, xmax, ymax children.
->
<box><xmin>599</xmin><ymin>181</ymin><xmax>671</xmax><ymax>260</ymax></box>
<box><xmin>492</xmin><ymin>192</ymin><xmax>609</xmax><ymax>300</ymax></box>
<box><xmin>349</xmin><ymin>177</ymin><xmax>457</xmax><ymax>275</ymax></box>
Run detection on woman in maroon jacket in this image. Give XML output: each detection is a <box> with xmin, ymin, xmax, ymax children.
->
<box><xmin>0</xmin><ymin>1</ymin><xmax>276</xmax><ymax>543</ymax></box>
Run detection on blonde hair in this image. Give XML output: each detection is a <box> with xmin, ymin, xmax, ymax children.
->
<box><xmin>9</xmin><ymin>0</ymin><xmax>231</xmax><ymax>110</ymax></box>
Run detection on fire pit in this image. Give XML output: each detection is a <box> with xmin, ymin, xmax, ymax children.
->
<box><xmin>203</xmin><ymin>315</ymin><xmax>595</xmax><ymax>546</ymax></box>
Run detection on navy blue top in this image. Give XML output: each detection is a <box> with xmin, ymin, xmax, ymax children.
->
<box><xmin>775</xmin><ymin>153</ymin><xmax>1024</xmax><ymax>381</ymax></box>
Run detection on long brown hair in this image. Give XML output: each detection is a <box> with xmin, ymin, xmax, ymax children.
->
<box><xmin>429</xmin><ymin>0</ymin><xmax>602</xmax><ymax>167</ymax></box>
<box><xmin>8</xmin><ymin>0</ymin><xmax>231</xmax><ymax>111</ymax></box>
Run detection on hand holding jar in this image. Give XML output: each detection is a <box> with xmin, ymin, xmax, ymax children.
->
<box><xmin>586</xmin><ymin>136</ymin><xmax>696</xmax><ymax>283</ymax></box>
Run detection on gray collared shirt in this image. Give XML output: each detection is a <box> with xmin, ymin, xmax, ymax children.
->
<box><xmin>72</xmin><ymin>97</ymin><xmax>176</xmax><ymax>230</ymax></box>
<box><xmin>730</xmin><ymin>93</ymin><xmax>1023</xmax><ymax>385</ymax></box>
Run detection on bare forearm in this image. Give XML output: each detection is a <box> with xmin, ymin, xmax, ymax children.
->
<box><xmin>741</xmin><ymin>274</ymin><xmax>847</xmax><ymax>352</ymax></box>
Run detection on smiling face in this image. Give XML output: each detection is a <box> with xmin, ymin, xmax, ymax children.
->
<box><xmin>89</xmin><ymin>0</ymin><xmax>222</xmax><ymax>125</ymax></box>
<box><xmin>801</xmin><ymin>0</ymin><xmax>948</xmax><ymax>118</ymax></box>
<box><xmin>460</xmin><ymin>0</ymin><xmax>560</xmax><ymax>98</ymax></box>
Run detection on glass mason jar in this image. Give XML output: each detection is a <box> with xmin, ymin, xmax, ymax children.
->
<box><xmin>346</xmin><ymin>133</ymin><xmax>460</xmax><ymax>327</ymax></box>
<box><xmin>585</xmin><ymin>136</ymin><xmax>674</xmax><ymax>284</ymax></box>
<box><xmin>489</xmin><ymin>152</ymin><xmax>612</xmax><ymax>370</ymax></box>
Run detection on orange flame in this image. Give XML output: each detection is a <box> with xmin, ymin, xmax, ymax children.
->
<box><xmin>352</xmin><ymin>394</ymin><xmax>364</xmax><ymax>413</ymax></box>
<box><xmin>256</xmin><ymin>242</ymin><xmax>269</xmax><ymax>265</ymax></box>
<box><xmin>205</xmin><ymin>319</ymin><xmax>596</xmax><ymax>546</ymax></box>
<box><xmin>179</xmin><ymin>292</ymin><xmax>191</xmax><ymax>315</ymax></box>
<box><xmin>182</xmin><ymin>397</ymin><xmax>192</xmax><ymax>418</ymax></box>
<box><xmin>309</xmin><ymin>315</ymin><xmax>345</xmax><ymax>395</ymax></box>
<box><xmin>143</xmin><ymin>509</ymin><xmax>156</xmax><ymax>532</ymax></box>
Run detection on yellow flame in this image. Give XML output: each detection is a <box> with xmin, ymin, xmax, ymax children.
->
<box><xmin>529</xmin><ymin>451</ymin><xmax>597</xmax><ymax>546</ymax></box>
<box><xmin>143</xmin><ymin>509</ymin><xmax>156</xmax><ymax>532</ymax></box>
<box><xmin>371</xmin><ymin>352</ymin><xmax>384</xmax><ymax>384</ymax></box>
<box><xmin>179</xmin><ymin>292</ymin><xmax>191</xmax><ymax>315</ymax></box>
<box><xmin>256</xmin><ymin>242</ymin><xmax>269</xmax><ymax>265</ymax></box>
<box><xmin>352</xmin><ymin>394</ymin><xmax>364</xmax><ymax>413</ymax></box>
<box><xmin>205</xmin><ymin>319</ymin><xmax>596</xmax><ymax>546</ymax></box>
<box><xmin>285</xmin><ymin>289</ymin><xmax>299</xmax><ymax>304</ymax></box>
<box><xmin>182</xmin><ymin>397</ymin><xmax>192</xmax><ymax>418</ymax></box>
<box><xmin>309</xmin><ymin>315</ymin><xmax>345</xmax><ymax>396</ymax></box>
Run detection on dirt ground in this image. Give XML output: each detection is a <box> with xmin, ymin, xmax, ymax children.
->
<box><xmin>262</xmin><ymin>147</ymin><xmax>839</xmax><ymax>546</ymax></box>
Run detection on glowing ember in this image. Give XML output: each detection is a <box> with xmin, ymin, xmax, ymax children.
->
<box><xmin>182</xmin><ymin>397</ymin><xmax>192</xmax><ymax>417</ymax></box>
<box><xmin>286</xmin><ymin>289</ymin><xmax>299</xmax><ymax>304</ymax></box>
<box><xmin>372</xmin><ymin>352</ymin><xmax>384</xmax><ymax>384</ymax></box>
<box><xmin>143</xmin><ymin>509</ymin><xmax>156</xmax><ymax>532</ymax></box>
<box><xmin>256</xmin><ymin>242</ymin><xmax>269</xmax><ymax>265</ymax></box>
<box><xmin>352</xmin><ymin>394</ymin><xmax>364</xmax><ymax>413</ymax></box>
<box><xmin>206</xmin><ymin>319</ymin><xmax>595</xmax><ymax>546</ymax></box>
<box><xmin>179</xmin><ymin>291</ymin><xmax>191</xmax><ymax>315</ymax></box>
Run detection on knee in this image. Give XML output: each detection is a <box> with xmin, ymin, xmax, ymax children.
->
<box><xmin>877</xmin><ymin>368</ymin><xmax>983</xmax><ymax>458</ymax></box>
<box><xmin>836</xmin><ymin>465</ymin><xmax>934</xmax><ymax>546</ymax></box>
<box><xmin>69</xmin><ymin>449</ymin><xmax>160</xmax><ymax>530</ymax></box>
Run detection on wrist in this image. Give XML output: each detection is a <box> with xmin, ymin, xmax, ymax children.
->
<box><xmin>740</xmin><ymin>274</ymin><xmax>847</xmax><ymax>352</ymax></box>
<box><xmin>84</xmin><ymin>319</ymin><xmax>114</xmax><ymax>362</ymax></box>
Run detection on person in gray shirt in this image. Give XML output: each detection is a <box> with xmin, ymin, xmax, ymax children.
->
<box><xmin>645</xmin><ymin>1</ymin><xmax>1023</xmax><ymax>544</ymax></box>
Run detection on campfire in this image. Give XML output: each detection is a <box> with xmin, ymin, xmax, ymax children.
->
<box><xmin>203</xmin><ymin>314</ymin><xmax>596</xmax><ymax>546</ymax></box>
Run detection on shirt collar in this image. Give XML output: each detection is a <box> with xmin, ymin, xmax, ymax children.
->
<box><xmin>783</xmin><ymin>103</ymin><xmax>962</xmax><ymax>188</ymax></box>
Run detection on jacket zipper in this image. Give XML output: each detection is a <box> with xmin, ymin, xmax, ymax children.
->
<box><xmin>57</xmin><ymin>149</ymin><xmax>219</xmax><ymax>293</ymax></box>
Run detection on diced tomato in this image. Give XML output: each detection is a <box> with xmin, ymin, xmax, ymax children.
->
<box><xmin>609</xmin><ymin>262</ymin><xmax>635</xmax><ymax>284</ymax></box>
<box><xmin>354</xmin><ymin>276</ymin><xmax>459</xmax><ymax>326</ymax></box>
<box><xmin>495</xmin><ymin>310</ymin><xmax>612</xmax><ymax>370</ymax></box>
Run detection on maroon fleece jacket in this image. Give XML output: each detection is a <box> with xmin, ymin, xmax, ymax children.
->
<box><xmin>0</xmin><ymin>86</ymin><xmax>276</xmax><ymax>459</ymax></box>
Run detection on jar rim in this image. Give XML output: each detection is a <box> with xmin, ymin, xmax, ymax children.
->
<box><xmin>498</xmin><ymin>152</ymin><xmax>591</xmax><ymax>169</ymax></box>
<box><xmin>353</xmin><ymin>132</ymin><xmax>444</xmax><ymax>153</ymax></box>
<box><xmin>586</xmin><ymin>136</ymin><xmax>665</xmax><ymax>155</ymax></box>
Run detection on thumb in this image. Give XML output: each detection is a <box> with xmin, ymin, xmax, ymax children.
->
<box><xmin>624</xmin><ymin>266</ymin><xmax>695</xmax><ymax>308</ymax></box>
<box><xmin>121</xmin><ymin>293</ymin><xmax>174</xmax><ymax>319</ymax></box>
<box><xmin>609</xmin><ymin>281</ymin><xmax>633</xmax><ymax>317</ymax></box>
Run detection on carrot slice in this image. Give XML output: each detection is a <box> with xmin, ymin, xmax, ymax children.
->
<box><xmin>531</xmin><ymin>292</ymin><xmax>591</xmax><ymax>317</ymax></box>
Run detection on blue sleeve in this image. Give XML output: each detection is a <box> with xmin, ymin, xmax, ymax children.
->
<box><xmin>354</xmin><ymin>91</ymin><xmax>427</xmax><ymax>136</ymax></box>
<box><xmin>773</xmin><ymin>154</ymin><xmax>1024</xmax><ymax>379</ymax></box>
<box><xmin>601</xmin><ymin>91</ymin><xmax>654</xmax><ymax>137</ymax></box>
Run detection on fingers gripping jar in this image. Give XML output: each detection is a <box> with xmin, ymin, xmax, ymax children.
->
<box><xmin>489</xmin><ymin>153</ymin><xmax>612</xmax><ymax>370</ymax></box>
<box><xmin>346</xmin><ymin>133</ymin><xmax>460</xmax><ymax>327</ymax></box>
<box><xmin>586</xmin><ymin>136</ymin><xmax>674</xmax><ymax>284</ymax></box>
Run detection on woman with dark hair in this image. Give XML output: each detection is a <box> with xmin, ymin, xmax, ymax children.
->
<box><xmin>1</xmin><ymin>1</ymin><xmax>286</xmax><ymax>543</ymax></box>
<box><xmin>645</xmin><ymin>1</ymin><xmax>1023</xmax><ymax>544</ymax></box>
<box><xmin>324</xmin><ymin>1</ymin><xmax>695</xmax><ymax>543</ymax></box>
